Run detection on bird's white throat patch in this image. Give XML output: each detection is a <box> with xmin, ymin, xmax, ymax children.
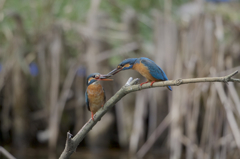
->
<box><xmin>92</xmin><ymin>81</ymin><xmax>100</xmax><ymax>85</ymax></box>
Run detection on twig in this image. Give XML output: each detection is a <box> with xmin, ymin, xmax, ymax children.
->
<box><xmin>0</xmin><ymin>146</ymin><xmax>16</xmax><ymax>159</ymax></box>
<box><xmin>59</xmin><ymin>71</ymin><xmax>239</xmax><ymax>159</ymax></box>
<box><xmin>218</xmin><ymin>66</ymin><xmax>240</xmax><ymax>77</ymax></box>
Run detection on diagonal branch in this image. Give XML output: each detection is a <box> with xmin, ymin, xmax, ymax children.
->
<box><xmin>0</xmin><ymin>146</ymin><xmax>16</xmax><ymax>159</ymax></box>
<box><xmin>59</xmin><ymin>70</ymin><xmax>239</xmax><ymax>159</ymax></box>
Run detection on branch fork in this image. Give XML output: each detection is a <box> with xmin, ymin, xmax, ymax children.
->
<box><xmin>59</xmin><ymin>70</ymin><xmax>239</xmax><ymax>159</ymax></box>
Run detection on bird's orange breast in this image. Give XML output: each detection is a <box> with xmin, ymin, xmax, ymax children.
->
<box><xmin>87</xmin><ymin>83</ymin><xmax>105</xmax><ymax>114</ymax></box>
<box><xmin>132</xmin><ymin>62</ymin><xmax>157</xmax><ymax>81</ymax></box>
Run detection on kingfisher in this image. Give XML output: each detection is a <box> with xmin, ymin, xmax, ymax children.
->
<box><xmin>108</xmin><ymin>57</ymin><xmax>172</xmax><ymax>91</ymax></box>
<box><xmin>85</xmin><ymin>73</ymin><xmax>113</xmax><ymax>121</ymax></box>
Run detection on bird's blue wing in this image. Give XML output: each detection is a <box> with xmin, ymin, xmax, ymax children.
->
<box><xmin>85</xmin><ymin>90</ymin><xmax>90</xmax><ymax>111</ymax></box>
<box><xmin>141</xmin><ymin>58</ymin><xmax>172</xmax><ymax>91</ymax></box>
<box><xmin>140</xmin><ymin>58</ymin><xmax>169</xmax><ymax>81</ymax></box>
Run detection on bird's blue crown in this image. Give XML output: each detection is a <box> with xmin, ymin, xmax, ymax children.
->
<box><xmin>86</xmin><ymin>73</ymin><xmax>100</xmax><ymax>86</ymax></box>
<box><xmin>119</xmin><ymin>58</ymin><xmax>137</xmax><ymax>66</ymax></box>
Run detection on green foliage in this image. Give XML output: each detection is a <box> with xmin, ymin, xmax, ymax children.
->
<box><xmin>1</xmin><ymin>0</ymin><xmax>192</xmax><ymax>45</ymax></box>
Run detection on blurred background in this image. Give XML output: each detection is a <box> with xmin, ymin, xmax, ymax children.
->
<box><xmin>1</xmin><ymin>0</ymin><xmax>240</xmax><ymax>159</ymax></box>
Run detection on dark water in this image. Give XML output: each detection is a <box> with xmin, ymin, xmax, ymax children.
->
<box><xmin>21</xmin><ymin>148</ymin><xmax>168</xmax><ymax>159</ymax></box>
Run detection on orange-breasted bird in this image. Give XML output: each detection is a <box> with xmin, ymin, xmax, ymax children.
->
<box><xmin>108</xmin><ymin>57</ymin><xmax>172</xmax><ymax>91</ymax></box>
<box><xmin>85</xmin><ymin>73</ymin><xmax>113</xmax><ymax>121</ymax></box>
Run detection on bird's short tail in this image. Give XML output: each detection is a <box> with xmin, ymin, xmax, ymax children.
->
<box><xmin>167</xmin><ymin>86</ymin><xmax>172</xmax><ymax>91</ymax></box>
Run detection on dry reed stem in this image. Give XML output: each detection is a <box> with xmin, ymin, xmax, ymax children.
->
<box><xmin>0</xmin><ymin>146</ymin><xmax>16</xmax><ymax>159</ymax></box>
<box><xmin>214</xmin><ymin>82</ymin><xmax>240</xmax><ymax>149</ymax></box>
<box><xmin>228</xmin><ymin>83</ymin><xmax>240</xmax><ymax>117</ymax></box>
<box><xmin>136</xmin><ymin>114</ymin><xmax>170</xmax><ymax>158</ymax></box>
<box><xmin>129</xmin><ymin>91</ymin><xmax>148</xmax><ymax>153</ymax></box>
<box><xmin>180</xmin><ymin>135</ymin><xmax>209</xmax><ymax>159</ymax></box>
<box><xmin>48</xmin><ymin>26</ymin><xmax>62</xmax><ymax>156</ymax></box>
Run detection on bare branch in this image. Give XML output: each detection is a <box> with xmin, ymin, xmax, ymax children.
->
<box><xmin>59</xmin><ymin>71</ymin><xmax>239</xmax><ymax>159</ymax></box>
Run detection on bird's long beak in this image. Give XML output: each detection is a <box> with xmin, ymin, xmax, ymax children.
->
<box><xmin>107</xmin><ymin>67</ymin><xmax>122</xmax><ymax>75</ymax></box>
<box><xmin>97</xmin><ymin>74</ymin><xmax>113</xmax><ymax>81</ymax></box>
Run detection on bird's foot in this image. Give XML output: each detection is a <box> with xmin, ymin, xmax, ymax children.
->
<box><xmin>91</xmin><ymin>112</ymin><xmax>94</xmax><ymax>121</ymax></box>
<box><xmin>140</xmin><ymin>81</ymin><xmax>149</xmax><ymax>86</ymax></box>
<box><xmin>150</xmin><ymin>81</ymin><xmax>156</xmax><ymax>86</ymax></box>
